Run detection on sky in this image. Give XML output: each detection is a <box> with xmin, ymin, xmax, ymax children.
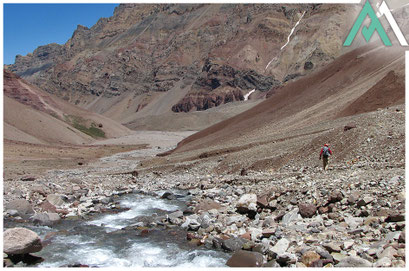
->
<box><xmin>3</xmin><ymin>4</ymin><xmax>119</xmax><ymax>65</ymax></box>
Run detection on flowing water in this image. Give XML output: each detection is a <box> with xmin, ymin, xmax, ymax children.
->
<box><xmin>4</xmin><ymin>191</ymin><xmax>230</xmax><ymax>267</ymax></box>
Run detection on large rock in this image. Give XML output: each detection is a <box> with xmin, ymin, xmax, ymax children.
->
<box><xmin>301</xmin><ymin>251</ymin><xmax>321</xmax><ymax>267</ymax></box>
<box><xmin>3</xmin><ymin>228</ymin><xmax>42</xmax><ymax>255</ymax></box>
<box><xmin>31</xmin><ymin>213</ymin><xmax>61</xmax><ymax>226</ymax></box>
<box><xmin>194</xmin><ymin>199</ymin><xmax>222</xmax><ymax>212</ymax></box>
<box><xmin>328</xmin><ymin>191</ymin><xmax>343</xmax><ymax>203</ymax></box>
<box><xmin>385</xmin><ymin>212</ymin><xmax>405</xmax><ymax>222</ymax></box>
<box><xmin>298</xmin><ymin>203</ymin><xmax>317</xmax><ymax>218</ymax></box>
<box><xmin>356</xmin><ymin>196</ymin><xmax>374</xmax><ymax>207</ymax></box>
<box><xmin>270</xmin><ymin>238</ymin><xmax>289</xmax><ymax>256</ymax></box>
<box><xmin>5</xmin><ymin>199</ymin><xmax>35</xmax><ymax>218</ymax></box>
<box><xmin>226</xmin><ymin>250</ymin><xmax>264</xmax><ymax>267</ymax></box>
<box><xmin>222</xmin><ymin>237</ymin><xmax>246</xmax><ymax>252</ymax></box>
<box><xmin>281</xmin><ymin>208</ymin><xmax>300</xmax><ymax>226</ymax></box>
<box><xmin>160</xmin><ymin>192</ymin><xmax>176</xmax><ymax>200</ymax></box>
<box><xmin>335</xmin><ymin>256</ymin><xmax>372</xmax><ymax>267</ymax></box>
<box><xmin>236</xmin><ymin>194</ymin><xmax>258</xmax><ymax>214</ymax></box>
<box><xmin>46</xmin><ymin>194</ymin><xmax>66</xmax><ymax>207</ymax></box>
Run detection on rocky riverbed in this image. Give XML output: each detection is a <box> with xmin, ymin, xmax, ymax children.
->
<box><xmin>3</xmin><ymin>131</ymin><xmax>406</xmax><ymax>267</ymax></box>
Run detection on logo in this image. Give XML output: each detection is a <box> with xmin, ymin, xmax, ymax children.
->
<box><xmin>344</xmin><ymin>0</ymin><xmax>408</xmax><ymax>46</ymax></box>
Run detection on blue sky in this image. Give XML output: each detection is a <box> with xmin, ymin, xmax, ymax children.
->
<box><xmin>3</xmin><ymin>4</ymin><xmax>119</xmax><ymax>64</ymax></box>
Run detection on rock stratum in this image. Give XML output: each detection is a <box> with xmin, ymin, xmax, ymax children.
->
<box><xmin>7</xmin><ymin>3</ymin><xmax>365</xmax><ymax>129</ymax></box>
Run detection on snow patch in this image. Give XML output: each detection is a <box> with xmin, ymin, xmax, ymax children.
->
<box><xmin>244</xmin><ymin>89</ymin><xmax>256</xmax><ymax>101</ymax></box>
<box><xmin>280</xmin><ymin>11</ymin><xmax>306</xmax><ymax>51</ymax></box>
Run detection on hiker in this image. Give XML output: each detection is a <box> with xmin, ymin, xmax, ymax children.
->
<box><xmin>319</xmin><ymin>144</ymin><xmax>332</xmax><ymax>170</ymax></box>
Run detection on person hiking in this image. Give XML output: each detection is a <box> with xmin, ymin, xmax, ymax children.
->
<box><xmin>319</xmin><ymin>144</ymin><xmax>332</xmax><ymax>170</ymax></box>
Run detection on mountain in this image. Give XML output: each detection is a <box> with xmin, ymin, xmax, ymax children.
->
<box><xmin>159</xmin><ymin>39</ymin><xmax>405</xmax><ymax>173</ymax></box>
<box><xmin>7</xmin><ymin>3</ymin><xmax>363</xmax><ymax>130</ymax></box>
<box><xmin>3</xmin><ymin>71</ymin><xmax>131</xmax><ymax>145</ymax></box>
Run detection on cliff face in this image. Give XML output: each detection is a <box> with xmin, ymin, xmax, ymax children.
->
<box><xmin>7</xmin><ymin>4</ymin><xmax>358</xmax><ymax>115</ymax></box>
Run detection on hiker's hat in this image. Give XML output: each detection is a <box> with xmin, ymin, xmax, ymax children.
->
<box><xmin>324</xmin><ymin>144</ymin><xmax>328</xmax><ymax>146</ymax></box>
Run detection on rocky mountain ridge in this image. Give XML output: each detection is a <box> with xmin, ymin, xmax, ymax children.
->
<box><xmin>7</xmin><ymin>3</ymin><xmax>359</xmax><ymax>124</ymax></box>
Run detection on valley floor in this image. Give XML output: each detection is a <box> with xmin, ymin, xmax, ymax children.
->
<box><xmin>3</xmin><ymin>105</ymin><xmax>405</xmax><ymax>267</ymax></box>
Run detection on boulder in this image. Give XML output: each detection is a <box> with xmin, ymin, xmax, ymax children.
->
<box><xmin>46</xmin><ymin>194</ymin><xmax>66</xmax><ymax>207</ymax></box>
<box><xmin>160</xmin><ymin>192</ymin><xmax>176</xmax><ymax>200</ymax></box>
<box><xmin>301</xmin><ymin>251</ymin><xmax>321</xmax><ymax>267</ymax></box>
<box><xmin>270</xmin><ymin>238</ymin><xmax>289</xmax><ymax>256</ymax></box>
<box><xmin>356</xmin><ymin>196</ymin><xmax>374</xmax><ymax>207</ymax></box>
<box><xmin>225</xmin><ymin>215</ymin><xmax>246</xmax><ymax>226</ymax></box>
<box><xmin>281</xmin><ymin>208</ymin><xmax>300</xmax><ymax>226</ymax></box>
<box><xmin>39</xmin><ymin>201</ymin><xmax>57</xmax><ymax>213</ymax></box>
<box><xmin>222</xmin><ymin>237</ymin><xmax>246</xmax><ymax>252</ymax></box>
<box><xmin>226</xmin><ymin>250</ymin><xmax>264</xmax><ymax>267</ymax></box>
<box><xmin>31</xmin><ymin>213</ymin><xmax>61</xmax><ymax>226</ymax></box>
<box><xmin>276</xmin><ymin>252</ymin><xmax>297</xmax><ymax>266</ymax></box>
<box><xmin>5</xmin><ymin>199</ymin><xmax>35</xmax><ymax>218</ymax></box>
<box><xmin>335</xmin><ymin>256</ymin><xmax>372</xmax><ymax>267</ymax></box>
<box><xmin>322</xmin><ymin>242</ymin><xmax>341</xmax><ymax>253</ymax></box>
<box><xmin>256</xmin><ymin>194</ymin><xmax>269</xmax><ymax>208</ymax></box>
<box><xmin>194</xmin><ymin>199</ymin><xmax>222</xmax><ymax>212</ymax></box>
<box><xmin>3</xmin><ymin>228</ymin><xmax>42</xmax><ymax>255</ymax></box>
<box><xmin>385</xmin><ymin>212</ymin><xmax>405</xmax><ymax>222</ymax></box>
<box><xmin>236</xmin><ymin>194</ymin><xmax>258</xmax><ymax>214</ymax></box>
<box><xmin>298</xmin><ymin>203</ymin><xmax>317</xmax><ymax>218</ymax></box>
<box><xmin>328</xmin><ymin>191</ymin><xmax>343</xmax><ymax>203</ymax></box>
<box><xmin>168</xmin><ymin>210</ymin><xmax>183</xmax><ymax>220</ymax></box>
<box><xmin>374</xmin><ymin>257</ymin><xmax>392</xmax><ymax>267</ymax></box>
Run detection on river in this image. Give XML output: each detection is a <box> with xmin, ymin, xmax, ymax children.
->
<box><xmin>4</xmin><ymin>191</ymin><xmax>230</xmax><ymax>267</ymax></box>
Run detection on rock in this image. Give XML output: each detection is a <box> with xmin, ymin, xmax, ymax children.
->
<box><xmin>356</xmin><ymin>196</ymin><xmax>374</xmax><ymax>207</ymax></box>
<box><xmin>225</xmin><ymin>215</ymin><xmax>245</xmax><ymax>226</ymax></box>
<box><xmin>343</xmin><ymin>240</ymin><xmax>354</xmax><ymax>250</ymax></box>
<box><xmin>262</xmin><ymin>216</ymin><xmax>275</xmax><ymax>227</ymax></box>
<box><xmin>281</xmin><ymin>208</ymin><xmax>300</xmax><ymax>226</ymax></box>
<box><xmin>39</xmin><ymin>201</ymin><xmax>57</xmax><ymax>213</ymax></box>
<box><xmin>3</xmin><ymin>228</ymin><xmax>43</xmax><ymax>255</ymax></box>
<box><xmin>301</xmin><ymin>251</ymin><xmax>321</xmax><ymax>267</ymax></box>
<box><xmin>160</xmin><ymin>192</ymin><xmax>176</xmax><ymax>200</ymax></box>
<box><xmin>262</xmin><ymin>229</ymin><xmax>275</xmax><ymax>238</ymax></box>
<box><xmin>194</xmin><ymin>199</ymin><xmax>222</xmax><ymax>212</ymax></box>
<box><xmin>236</xmin><ymin>194</ymin><xmax>258</xmax><ymax>214</ymax></box>
<box><xmin>398</xmin><ymin>230</ymin><xmax>405</xmax><ymax>243</ymax></box>
<box><xmin>248</xmin><ymin>227</ymin><xmax>262</xmax><ymax>241</ymax></box>
<box><xmin>226</xmin><ymin>250</ymin><xmax>264</xmax><ymax>267</ymax></box>
<box><xmin>331</xmin><ymin>253</ymin><xmax>347</xmax><ymax>263</ymax></box>
<box><xmin>31</xmin><ymin>213</ymin><xmax>61</xmax><ymax>226</ymax></box>
<box><xmin>298</xmin><ymin>203</ymin><xmax>317</xmax><ymax>218</ymax></box>
<box><xmin>344</xmin><ymin>216</ymin><xmax>363</xmax><ymax>229</ymax></box>
<box><xmin>328</xmin><ymin>190</ymin><xmax>343</xmax><ymax>203</ymax></box>
<box><xmin>374</xmin><ymin>257</ymin><xmax>392</xmax><ymax>267</ymax></box>
<box><xmin>276</xmin><ymin>252</ymin><xmax>297</xmax><ymax>266</ymax></box>
<box><xmin>270</xmin><ymin>238</ymin><xmax>289</xmax><ymax>256</ymax></box>
<box><xmin>181</xmin><ymin>217</ymin><xmax>201</xmax><ymax>231</ymax></box>
<box><xmin>385</xmin><ymin>212</ymin><xmax>405</xmax><ymax>222</ymax></box>
<box><xmin>264</xmin><ymin>260</ymin><xmax>280</xmax><ymax>267</ymax></box>
<box><xmin>5</xmin><ymin>199</ymin><xmax>35</xmax><ymax>218</ymax></box>
<box><xmin>377</xmin><ymin>246</ymin><xmax>397</xmax><ymax>259</ymax></box>
<box><xmin>46</xmin><ymin>194</ymin><xmax>66</xmax><ymax>207</ymax></box>
<box><xmin>318</xmin><ymin>206</ymin><xmax>329</xmax><ymax>214</ymax></box>
<box><xmin>20</xmin><ymin>176</ymin><xmax>36</xmax><ymax>182</ymax></box>
<box><xmin>222</xmin><ymin>237</ymin><xmax>246</xmax><ymax>252</ymax></box>
<box><xmin>391</xmin><ymin>260</ymin><xmax>406</xmax><ymax>267</ymax></box>
<box><xmin>335</xmin><ymin>256</ymin><xmax>372</xmax><ymax>267</ymax></box>
<box><xmin>343</xmin><ymin>124</ymin><xmax>356</xmax><ymax>131</ymax></box>
<box><xmin>256</xmin><ymin>194</ymin><xmax>269</xmax><ymax>208</ymax></box>
<box><xmin>322</xmin><ymin>242</ymin><xmax>341</xmax><ymax>253</ymax></box>
<box><xmin>347</xmin><ymin>191</ymin><xmax>360</xmax><ymax>205</ymax></box>
<box><xmin>168</xmin><ymin>210</ymin><xmax>183</xmax><ymax>220</ymax></box>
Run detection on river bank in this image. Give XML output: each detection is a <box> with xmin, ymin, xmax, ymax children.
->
<box><xmin>3</xmin><ymin>130</ymin><xmax>406</xmax><ymax>267</ymax></box>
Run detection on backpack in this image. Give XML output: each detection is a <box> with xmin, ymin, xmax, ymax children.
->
<box><xmin>323</xmin><ymin>146</ymin><xmax>330</xmax><ymax>157</ymax></box>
